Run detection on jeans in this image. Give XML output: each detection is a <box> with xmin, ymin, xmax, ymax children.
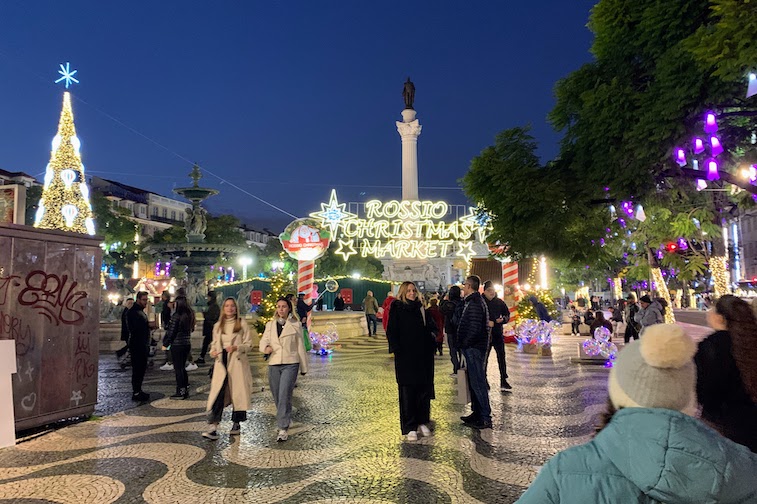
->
<box><xmin>366</xmin><ymin>314</ymin><xmax>378</xmax><ymax>335</ymax></box>
<box><xmin>199</xmin><ymin>332</ymin><xmax>212</xmax><ymax>359</ymax></box>
<box><xmin>462</xmin><ymin>348</ymin><xmax>491</xmax><ymax>423</ymax></box>
<box><xmin>171</xmin><ymin>344</ymin><xmax>190</xmax><ymax>391</ymax></box>
<box><xmin>268</xmin><ymin>363</ymin><xmax>300</xmax><ymax>429</ymax></box>
<box><xmin>571</xmin><ymin>321</ymin><xmax>581</xmax><ymax>334</ymax></box>
<box><xmin>447</xmin><ymin>334</ymin><xmax>461</xmax><ymax>373</ymax></box>
<box><xmin>398</xmin><ymin>384</ymin><xmax>432</xmax><ymax>434</ymax></box>
<box><xmin>129</xmin><ymin>344</ymin><xmax>148</xmax><ymax>394</ymax></box>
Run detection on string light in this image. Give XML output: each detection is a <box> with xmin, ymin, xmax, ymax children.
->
<box><xmin>650</xmin><ymin>268</ymin><xmax>676</xmax><ymax>324</ymax></box>
<box><xmin>34</xmin><ymin>92</ymin><xmax>95</xmax><ymax>235</ymax></box>
<box><xmin>710</xmin><ymin>255</ymin><xmax>730</xmax><ymax>298</ymax></box>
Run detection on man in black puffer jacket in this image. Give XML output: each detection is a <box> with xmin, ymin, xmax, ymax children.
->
<box><xmin>456</xmin><ymin>275</ymin><xmax>492</xmax><ymax>430</ymax></box>
<box><xmin>126</xmin><ymin>291</ymin><xmax>151</xmax><ymax>402</ymax></box>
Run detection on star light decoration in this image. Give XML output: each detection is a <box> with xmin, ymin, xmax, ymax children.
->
<box><xmin>456</xmin><ymin>241</ymin><xmax>476</xmax><ymax>263</ymax></box>
<box><xmin>335</xmin><ymin>238</ymin><xmax>357</xmax><ymax>260</ymax></box>
<box><xmin>459</xmin><ymin>208</ymin><xmax>493</xmax><ymax>243</ymax></box>
<box><xmin>55</xmin><ymin>62</ymin><xmax>79</xmax><ymax>89</ymax></box>
<box><xmin>310</xmin><ymin>189</ymin><xmax>356</xmax><ymax>236</ymax></box>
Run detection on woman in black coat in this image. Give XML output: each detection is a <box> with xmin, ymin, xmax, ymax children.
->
<box><xmin>162</xmin><ymin>296</ymin><xmax>195</xmax><ymax>400</ymax></box>
<box><xmin>386</xmin><ymin>281</ymin><xmax>437</xmax><ymax>442</ymax></box>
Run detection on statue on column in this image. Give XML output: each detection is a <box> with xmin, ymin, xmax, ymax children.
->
<box><xmin>185</xmin><ymin>204</ymin><xmax>207</xmax><ymax>237</ymax></box>
<box><xmin>402</xmin><ymin>77</ymin><xmax>415</xmax><ymax>110</ymax></box>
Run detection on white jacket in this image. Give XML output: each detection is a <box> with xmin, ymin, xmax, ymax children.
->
<box><xmin>259</xmin><ymin>317</ymin><xmax>309</xmax><ymax>374</ymax></box>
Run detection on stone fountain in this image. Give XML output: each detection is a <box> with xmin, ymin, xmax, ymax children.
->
<box><xmin>143</xmin><ymin>165</ymin><xmax>247</xmax><ymax>307</ymax></box>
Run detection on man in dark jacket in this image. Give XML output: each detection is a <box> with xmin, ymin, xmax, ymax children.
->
<box><xmin>483</xmin><ymin>281</ymin><xmax>511</xmax><ymax>391</ymax></box>
<box><xmin>126</xmin><ymin>291</ymin><xmax>151</xmax><ymax>401</ymax></box>
<box><xmin>196</xmin><ymin>291</ymin><xmax>220</xmax><ymax>364</ymax></box>
<box><xmin>456</xmin><ymin>275</ymin><xmax>492</xmax><ymax>430</ymax></box>
<box><xmin>116</xmin><ymin>298</ymin><xmax>133</xmax><ymax>362</ymax></box>
<box><xmin>297</xmin><ymin>293</ymin><xmax>312</xmax><ymax>327</ymax></box>
<box><xmin>440</xmin><ymin>286</ymin><xmax>462</xmax><ymax>375</ymax></box>
<box><xmin>159</xmin><ymin>291</ymin><xmax>174</xmax><ymax>370</ymax></box>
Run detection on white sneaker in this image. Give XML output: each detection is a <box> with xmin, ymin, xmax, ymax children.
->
<box><xmin>185</xmin><ymin>362</ymin><xmax>198</xmax><ymax>371</ymax></box>
<box><xmin>202</xmin><ymin>429</ymin><xmax>219</xmax><ymax>440</ymax></box>
<box><xmin>418</xmin><ymin>424</ymin><xmax>431</xmax><ymax>437</ymax></box>
<box><xmin>406</xmin><ymin>431</ymin><xmax>418</xmax><ymax>441</ymax></box>
<box><xmin>276</xmin><ymin>429</ymin><xmax>288</xmax><ymax>442</ymax></box>
<box><xmin>160</xmin><ymin>363</ymin><xmax>174</xmax><ymax>371</ymax></box>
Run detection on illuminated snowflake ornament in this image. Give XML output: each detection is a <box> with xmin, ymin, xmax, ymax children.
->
<box><xmin>309</xmin><ymin>189</ymin><xmax>356</xmax><ymax>236</ymax></box>
<box><xmin>55</xmin><ymin>62</ymin><xmax>79</xmax><ymax>89</ymax></box>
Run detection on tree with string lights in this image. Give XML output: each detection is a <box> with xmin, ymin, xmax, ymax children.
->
<box><xmin>34</xmin><ymin>63</ymin><xmax>95</xmax><ymax>235</ymax></box>
<box><xmin>253</xmin><ymin>253</ymin><xmax>295</xmax><ymax>334</ymax></box>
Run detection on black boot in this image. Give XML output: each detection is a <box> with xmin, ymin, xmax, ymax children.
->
<box><xmin>170</xmin><ymin>387</ymin><xmax>187</xmax><ymax>400</ymax></box>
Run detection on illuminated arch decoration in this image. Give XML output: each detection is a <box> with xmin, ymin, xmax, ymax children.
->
<box><xmin>309</xmin><ymin>190</ymin><xmax>491</xmax><ymax>261</ymax></box>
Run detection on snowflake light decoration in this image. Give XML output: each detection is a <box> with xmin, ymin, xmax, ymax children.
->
<box><xmin>309</xmin><ymin>189</ymin><xmax>356</xmax><ymax>236</ymax></box>
<box><xmin>55</xmin><ymin>62</ymin><xmax>79</xmax><ymax>89</ymax></box>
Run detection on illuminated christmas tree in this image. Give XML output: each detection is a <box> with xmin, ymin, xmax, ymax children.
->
<box><xmin>34</xmin><ymin>90</ymin><xmax>95</xmax><ymax>235</ymax></box>
<box><xmin>253</xmin><ymin>254</ymin><xmax>294</xmax><ymax>333</ymax></box>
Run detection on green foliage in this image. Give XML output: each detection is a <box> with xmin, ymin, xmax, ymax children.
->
<box><xmin>518</xmin><ymin>289</ymin><xmax>560</xmax><ymax>322</ymax></box>
<box><xmin>204</xmin><ymin>214</ymin><xmax>247</xmax><ymax>246</ymax></box>
<box><xmin>253</xmin><ymin>262</ymin><xmax>294</xmax><ymax>334</ymax></box>
<box><xmin>91</xmin><ymin>192</ymin><xmax>139</xmax><ymax>277</ymax></box>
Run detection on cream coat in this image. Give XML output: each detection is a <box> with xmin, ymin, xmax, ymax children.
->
<box><xmin>259</xmin><ymin>317</ymin><xmax>309</xmax><ymax>374</ymax></box>
<box><xmin>206</xmin><ymin>318</ymin><xmax>254</xmax><ymax>413</ymax></box>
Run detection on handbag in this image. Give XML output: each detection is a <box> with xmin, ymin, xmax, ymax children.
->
<box><xmin>302</xmin><ymin>326</ymin><xmax>312</xmax><ymax>352</ymax></box>
<box><xmin>456</xmin><ymin>354</ymin><xmax>471</xmax><ymax>404</ymax></box>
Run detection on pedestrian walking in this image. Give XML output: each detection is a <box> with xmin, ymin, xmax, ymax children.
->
<box><xmin>624</xmin><ymin>294</ymin><xmax>640</xmax><ymax>342</ymax></box>
<box><xmin>259</xmin><ymin>297</ymin><xmax>309</xmax><ymax>442</ymax></box>
<box><xmin>457</xmin><ymin>275</ymin><xmax>492</xmax><ymax>430</ymax></box>
<box><xmin>695</xmin><ymin>295</ymin><xmax>757</xmax><ymax>452</ymax></box>
<box><xmin>197</xmin><ymin>291</ymin><xmax>220</xmax><ymax>365</ymax></box>
<box><xmin>116</xmin><ymin>298</ymin><xmax>133</xmax><ymax>362</ymax></box>
<box><xmin>158</xmin><ymin>291</ymin><xmax>175</xmax><ymax>371</ymax></box>
<box><xmin>162</xmin><ymin>295</ymin><xmax>195</xmax><ymax>399</ymax></box>
<box><xmin>635</xmin><ymin>295</ymin><xmax>664</xmax><ymax>334</ymax></box>
<box><xmin>483</xmin><ymin>281</ymin><xmax>511</xmax><ymax>391</ymax></box>
<box><xmin>386</xmin><ymin>281</ymin><xmax>437</xmax><ymax>441</ymax></box>
<box><xmin>516</xmin><ymin>324</ymin><xmax>757</xmax><ymax>503</ymax></box>
<box><xmin>202</xmin><ymin>297</ymin><xmax>253</xmax><ymax>440</ymax></box>
<box><xmin>125</xmin><ymin>291</ymin><xmax>151</xmax><ymax>401</ymax></box>
<box><xmin>440</xmin><ymin>286</ymin><xmax>462</xmax><ymax>375</ymax></box>
<box><xmin>381</xmin><ymin>291</ymin><xmax>395</xmax><ymax>332</ymax></box>
<box><xmin>363</xmin><ymin>290</ymin><xmax>380</xmax><ymax>337</ymax></box>
<box><xmin>427</xmin><ymin>297</ymin><xmax>445</xmax><ymax>356</ymax></box>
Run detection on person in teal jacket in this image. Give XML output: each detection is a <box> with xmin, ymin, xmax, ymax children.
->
<box><xmin>517</xmin><ymin>324</ymin><xmax>757</xmax><ymax>503</ymax></box>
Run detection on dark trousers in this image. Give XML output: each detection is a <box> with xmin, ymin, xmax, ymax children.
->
<box><xmin>436</xmin><ymin>341</ymin><xmax>443</xmax><ymax>355</ymax></box>
<box><xmin>486</xmin><ymin>339</ymin><xmax>508</xmax><ymax>383</ymax></box>
<box><xmin>200</xmin><ymin>332</ymin><xmax>212</xmax><ymax>358</ymax></box>
<box><xmin>624</xmin><ymin>325</ymin><xmax>639</xmax><ymax>343</ymax></box>
<box><xmin>208</xmin><ymin>353</ymin><xmax>247</xmax><ymax>424</ymax></box>
<box><xmin>447</xmin><ymin>334</ymin><xmax>461</xmax><ymax>373</ymax></box>
<box><xmin>366</xmin><ymin>314</ymin><xmax>378</xmax><ymax>335</ymax></box>
<box><xmin>571</xmin><ymin>321</ymin><xmax>581</xmax><ymax>334</ymax></box>
<box><xmin>462</xmin><ymin>348</ymin><xmax>491</xmax><ymax>423</ymax></box>
<box><xmin>171</xmin><ymin>344</ymin><xmax>190</xmax><ymax>391</ymax></box>
<box><xmin>398</xmin><ymin>384</ymin><xmax>432</xmax><ymax>434</ymax></box>
<box><xmin>130</xmin><ymin>344</ymin><xmax>148</xmax><ymax>394</ymax></box>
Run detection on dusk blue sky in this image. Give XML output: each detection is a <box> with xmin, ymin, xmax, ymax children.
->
<box><xmin>0</xmin><ymin>0</ymin><xmax>596</xmax><ymax>231</ymax></box>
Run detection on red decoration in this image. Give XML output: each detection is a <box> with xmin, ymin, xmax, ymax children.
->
<box><xmin>341</xmin><ymin>288</ymin><xmax>353</xmax><ymax>304</ymax></box>
<box><xmin>250</xmin><ymin>290</ymin><xmax>263</xmax><ymax>305</ymax></box>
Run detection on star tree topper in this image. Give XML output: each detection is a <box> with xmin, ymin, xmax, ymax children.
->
<box><xmin>55</xmin><ymin>62</ymin><xmax>79</xmax><ymax>89</ymax></box>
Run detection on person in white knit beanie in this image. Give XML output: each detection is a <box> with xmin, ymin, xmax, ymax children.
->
<box><xmin>517</xmin><ymin>324</ymin><xmax>757</xmax><ymax>503</ymax></box>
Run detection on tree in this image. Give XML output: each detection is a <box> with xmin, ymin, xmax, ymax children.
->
<box><xmin>253</xmin><ymin>257</ymin><xmax>295</xmax><ymax>334</ymax></box>
<box><xmin>34</xmin><ymin>92</ymin><xmax>95</xmax><ymax>235</ymax></box>
<box><xmin>91</xmin><ymin>192</ymin><xmax>139</xmax><ymax>277</ymax></box>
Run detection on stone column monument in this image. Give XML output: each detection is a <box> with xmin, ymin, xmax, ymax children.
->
<box><xmin>397</xmin><ymin>78</ymin><xmax>422</xmax><ymax>201</ymax></box>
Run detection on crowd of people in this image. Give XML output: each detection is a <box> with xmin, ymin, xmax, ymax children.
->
<box><xmin>116</xmin><ymin>281</ymin><xmax>757</xmax><ymax>500</ymax></box>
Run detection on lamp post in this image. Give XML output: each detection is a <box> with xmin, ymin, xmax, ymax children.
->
<box><xmin>239</xmin><ymin>256</ymin><xmax>253</xmax><ymax>281</ymax></box>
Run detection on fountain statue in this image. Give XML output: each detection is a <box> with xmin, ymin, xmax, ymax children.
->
<box><xmin>143</xmin><ymin>165</ymin><xmax>247</xmax><ymax>307</ymax></box>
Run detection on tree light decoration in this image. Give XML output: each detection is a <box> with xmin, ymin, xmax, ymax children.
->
<box><xmin>704</xmin><ymin>111</ymin><xmax>718</xmax><ymax>134</ymax></box>
<box><xmin>710</xmin><ymin>255</ymin><xmax>730</xmax><ymax>298</ymax></box>
<box><xmin>706</xmin><ymin>159</ymin><xmax>720</xmax><ymax>181</ymax></box>
<box><xmin>697</xmin><ymin>179</ymin><xmax>707</xmax><ymax>191</ymax></box>
<box><xmin>693</xmin><ymin>138</ymin><xmax>705</xmax><ymax>154</ymax></box>
<box><xmin>34</xmin><ymin>92</ymin><xmax>95</xmax><ymax>235</ymax></box>
<box><xmin>54</xmin><ymin>62</ymin><xmax>79</xmax><ymax>89</ymax></box>
<box><xmin>710</xmin><ymin>136</ymin><xmax>723</xmax><ymax>156</ymax></box>
<box><xmin>748</xmin><ymin>73</ymin><xmax>757</xmax><ymax>99</ymax></box>
<box><xmin>515</xmin><ymin>319</ymin><xmax>560</xmax><ymax>348</ymax></box>
<box><xmin>582</xmin><ymin>327</ymin><xmax>618</xmax><ymax>367</ymax></box>
<box><xmin>650</xmin><ymin>267</ymin><xmax>676</xmax><ymax>323</ymax></box>
<box><xmin>675</xmin><ymin>148</ymin><xmax>687</xmax><ymax>166</ymax></box>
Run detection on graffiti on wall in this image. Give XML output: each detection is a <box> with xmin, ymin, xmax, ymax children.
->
<box><xmin>17</xmin><ymin>270</ymin><xmax>88</xmax><ymax>326</ymax></box>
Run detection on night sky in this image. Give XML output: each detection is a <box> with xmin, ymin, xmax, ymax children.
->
<box><xmin>0</xmin><ymin>0</ymin><xmax>596</xmax><ymax>231</ymax></box>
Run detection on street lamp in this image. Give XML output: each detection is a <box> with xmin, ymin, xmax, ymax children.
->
<box><xmin>239</xmin><ymin>256</ymin><xmax>253</xmax><ymax>281</ymax></box>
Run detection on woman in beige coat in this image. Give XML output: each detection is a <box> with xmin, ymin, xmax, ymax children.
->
<box><xmin>259</xmin><ymin>296</ymin><xmax>309</xmax><ymax>442</ymax></box>
<box><xmin>201</xmin><ymin>297</ymin><xmax>253</xmax><ymax>440</ymax></box>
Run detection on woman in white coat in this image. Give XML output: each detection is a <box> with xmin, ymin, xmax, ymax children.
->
<box><xmin>259</xmin><ymin>296</ymin><xmax>309</xmax><ymax>442</ymax></box>
<box><xmin>202</xmin><ymin>297</ymin><xmax>253</xmax><ymax>440</ymax></box>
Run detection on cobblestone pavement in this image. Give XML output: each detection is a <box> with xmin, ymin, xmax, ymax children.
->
<box><xmin>0</xmin><ymin>332</ymin><xmax>616</xmax><ymax>503</ymax></box>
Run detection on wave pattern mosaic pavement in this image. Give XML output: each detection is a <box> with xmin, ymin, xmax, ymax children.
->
<box><xmin>0</xmin><ymin>333</ymin><xmax>609</xmax><ymax>503</ymax></box>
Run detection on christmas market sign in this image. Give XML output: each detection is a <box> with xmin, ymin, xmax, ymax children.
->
<box><xmin>279</xmin><ymin>219</ymin><xmax>331</xmax><ymax>261</ymax></box>
<box><xmin>309</xmin><ymin>189</ymin><xmax>491</xmax><ymax>262</ymax></box>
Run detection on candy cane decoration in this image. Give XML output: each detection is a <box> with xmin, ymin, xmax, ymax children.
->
<box><xmin>298</xmin><ymin>260</ymin><xmax>315</xmax><ymax>301</ymax></box>
<box><xmin>502</xmin><ymin>261</ymin><xmax>519</xmax><ymax>320</ymax></box>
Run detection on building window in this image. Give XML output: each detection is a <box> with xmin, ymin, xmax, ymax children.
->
<box><xmin>171</xmin><ymin>211</ymin><xmax>176</xmax><ymax>220</ymax></box>
<box><xmin>162</xmin><ymin>208</ymin><xmax>167</xmax><ymax>218</ymax></box>
<box><xmin>151</xmin><ymin>206</ymin><xmax>158</xmax><ymax>216</ymax></box>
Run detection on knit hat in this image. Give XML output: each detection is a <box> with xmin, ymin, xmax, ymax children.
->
<box><xmin>639</xmin><ymin>295</ymin><xmax>653</xmax><ymax>304</ymax></box>
<box><xmin>608</xmin><ymin>324</ymin><xmax>696</xmax><ymax>411</ymax></box>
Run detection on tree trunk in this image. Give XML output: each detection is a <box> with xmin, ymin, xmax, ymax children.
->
<box><xmin>710</xmin><ymin>191</ymin><xmax>731</xmax><ymax>299</ymax></box>
<box><xmin>647</xmin><ymin>246</ymin><xmax>676</xmax><ymax>323</ymax></box>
